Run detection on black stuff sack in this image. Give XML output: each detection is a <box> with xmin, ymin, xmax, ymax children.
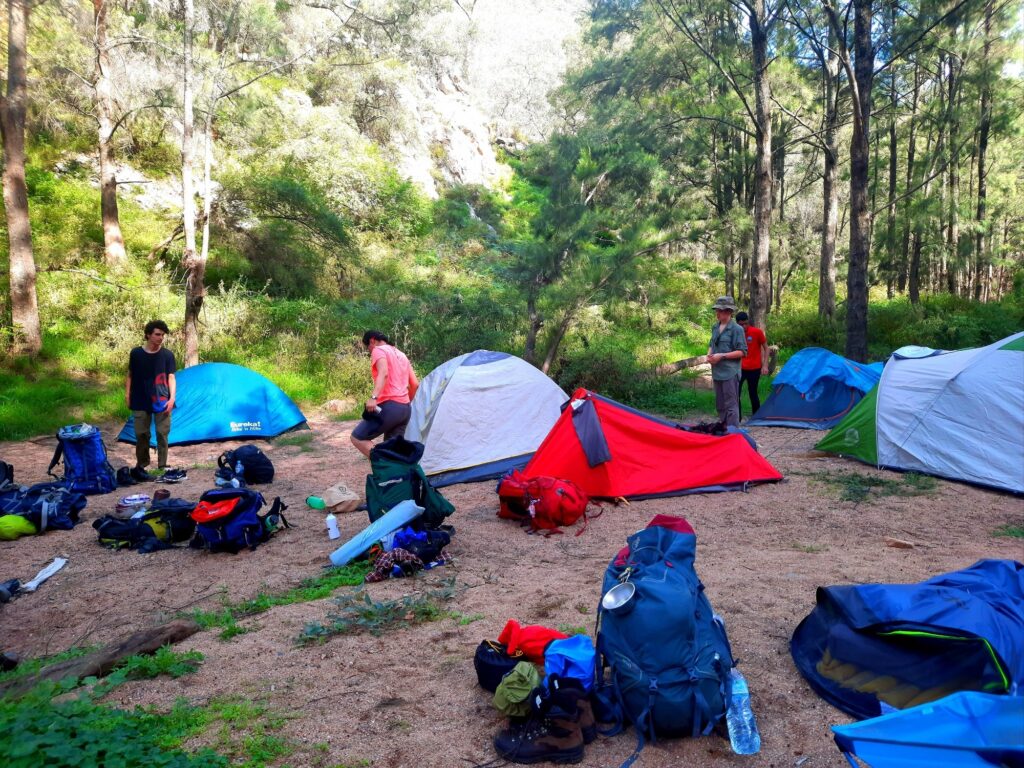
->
<box><xmin>474</xmin><ymin>640</ymin><xmax>525</xmax><ymax>693</ymax></box>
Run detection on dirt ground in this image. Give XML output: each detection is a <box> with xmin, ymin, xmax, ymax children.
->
<box><xmin>1</xmin><ymin>416</ymin><xmax>1021</xmax><ymax>768</ymax></box>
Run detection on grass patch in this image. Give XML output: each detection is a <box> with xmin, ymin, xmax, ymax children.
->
<box><xmin>805</xmin><ymin>470</ymin><xmax>938</xmax><ymax>504</ymax></box>
<box><xmin>992</xmin><ymin>524</ymin><xmax>1024</xmax><ymax>539</ymax></box>
<box><xmin>187</xmin><ymin>562</ymin><xmax>372</xmax><ymax>640</ymax></box>
<box><xmin>272</xmin><ymin>431</ymin><xmax>315</xmax><ymax>449</ymax></box>
<box><xmin>298</xmin><ymin>578</ymin><xmax>457</xmax><ymax>644</ymax></box>
<box><xmin>455</xmin><ymin>612</ymin><xmax>485</xmax><ymax>625</ymax></box>
<box><xmin>791</xmin><ymin>542</ymin><xmax>828</xmax><ymax>554</ymax></box>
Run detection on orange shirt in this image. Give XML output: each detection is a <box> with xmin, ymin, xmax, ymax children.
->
<box><xmin>371</xmin><ymin>344</ymin><xmax>414</xmax><ymax>404</ymax></box>
<box><xmin>741</xmin><ymin>326</ymin><xmax>767</xmax><ymax>370</ymax></box>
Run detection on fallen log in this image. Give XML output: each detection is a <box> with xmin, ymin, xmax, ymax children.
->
<box><xmin>654</xmin><ymin>345</ymin><xmax>779</xmax><ymax>377</ymax></box>
<box><xmin>0</xmin><ymin>619</ymin><xmax>200</xmax><ymax>698</ymax></box>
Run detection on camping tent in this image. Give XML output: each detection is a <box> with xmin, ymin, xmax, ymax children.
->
<box><xmin>831</xmin><ymin>692</ymin><xmax>1024</xmax><ymax>768</ymax></box>
<box><xmin>790</xmin><ymin>559</ymin><xmax>1024</xmax><ymax>721</ymax></box>
<box><xmin>521</xmin><ymin>388</ymin><xmax>782</xmax><ymax>498</ymax></box>
<box><xmin>746</xmin><ymin>347</ymin><xmax>883</xmax><ymax>429</ymax></box>
<box><xmin>816</xmin><ymin>332</ymin><xmax>1024</xmax><ymax>493</ymax></box>
<box><xmin>405</xmin><ymin>350</ymin><xmax>568</xmax><ymax>486</ymax></box>
<box><xmin>118</xmin><ymin>362</ymin><xmax>307</xmax><ymax>447</ymax></box>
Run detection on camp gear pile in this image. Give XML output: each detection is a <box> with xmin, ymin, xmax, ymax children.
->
<box><xmin>365</xmin><ymin>437</ymin><xmax>454</xmax><ymax>529</ymax></box>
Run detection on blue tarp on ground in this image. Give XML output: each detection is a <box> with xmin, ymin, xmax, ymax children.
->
<box><xmin>791</xmin><ymin>559</ymin><xmax>1024</xmax><ymax>721</ymax></box>
<box><xmin>832</xmin><ymin>691</ymin><xmax>1024</xmax><ymax>768</ymax></box>
<box><xmin>747</xmin><ymin>348</ymin><xmax>884</xmax><ymax>429</ymax></box>
<box><xmin>118</xmin><ymin>362</ymin><xmax>307</xmax><ymax>447</ymax></box>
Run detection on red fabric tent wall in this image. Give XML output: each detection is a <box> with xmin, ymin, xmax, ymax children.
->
<box><xmin>523</xmin><ymin>388</ymin><xmax>782</xmax><ymax>498</ymax></box>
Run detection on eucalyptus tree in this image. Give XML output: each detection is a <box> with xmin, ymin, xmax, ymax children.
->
<box><xmin>1</xmin><ymin>0</ymin><xmax>41</xmax><ymax>355</ymax></box>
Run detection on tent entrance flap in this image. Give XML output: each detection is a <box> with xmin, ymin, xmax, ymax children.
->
<box><xmin>571</xmin><ymin>397</ymin><xmax>611</xmax><ymax>467</ymax></box>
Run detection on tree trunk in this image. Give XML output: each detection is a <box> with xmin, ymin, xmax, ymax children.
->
<box><xmin>1</xmin><ymin>0</ymin><xmax>40</xmax><ymax>355</ymax></box>
<box><xmin>945</xmin><ymin>55</ymin><xmax>960</xmax><ymax>295</ymax></box>
<box><xmin>899</xmin><ymin>64</ymin><xmax>920</xmax><ymax>293</ymax></box>
<box><xmin>973</xmin><ymin>2</ymin><xmax>992</xmax><ymax>301</ymax></box>
<box><xmin>94</xmin><ymin>0</ymin><xmax>127</xmax><ymax>269</ymax></box>
<box><xmin>181</xmin><ymin>0</ymin><xmax>202</xmax><ymax>367</ymax></box>
<box><xmin>818</xmin><ymin>31</ymin><xmax>840</xmax><ymax>321</ymax></box>
<box><xmin>523</xmin><ymin>289</ymin><xmax>541</xmax><ymax>365</ymax></box>
<box><xmin>540</xmin><ymin>305</ymin><xmax>576</xmax><ymax>375</ymax></box>
<box><xmin>844</xmin><ymin>0</ymin><xmax>873</xmax><ymax>363</ymax></box>
<box><xmin>748</xmin><ymin>0</ymin><xmax>773</xmax><ymax>329</ymax></box>
<box><xmin>909</xmin><ymin>130</ymin><xmax>936</xmax><ymax>304</ymax></box>
<box><xmin>884</xmin><ymin>4</ymin><xmax>898</xmax><ymax>299</ymax></box>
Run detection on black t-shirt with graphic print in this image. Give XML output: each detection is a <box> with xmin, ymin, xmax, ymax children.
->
<box><xmin>128</xmin><ymin>346</ymin><xmax>177</xmax><ymax>413</ymax></box>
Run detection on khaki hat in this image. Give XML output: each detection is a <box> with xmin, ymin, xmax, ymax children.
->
<box><xmin>712</xmin><ymin>295</ymin><xmax>737</xmax><ymax>312</ymax></box>
<box><xmin>320</xmin><ymin>482</ymin><xmax>361</xmax><ymax>514</ymax></box>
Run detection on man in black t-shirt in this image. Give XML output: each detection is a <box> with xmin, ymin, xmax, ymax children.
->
<box><xmin>126</xmin><ymin>320</ymin><xmax>177</xmax><ymax>480</ymax></box>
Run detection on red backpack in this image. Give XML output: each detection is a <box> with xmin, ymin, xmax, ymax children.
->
<box><xmin>497</xmin><ymin>471</ymin><xmax>594</xmax><ymax>535</ymax></box>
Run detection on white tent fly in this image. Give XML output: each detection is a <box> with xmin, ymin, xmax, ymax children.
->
<box><xmin>818</xmin><ymin>331</ymin><xmax>1024</xmax><ymax>493</ymax></box>
<box><xmin>405</xmin><ymin>350</ymin><xmax>568</xmax><ymax>486</ymax></box>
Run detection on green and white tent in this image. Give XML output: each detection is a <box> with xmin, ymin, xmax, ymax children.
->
<box><xmin>816</xmin><ymin>332</ymin><xmax>1024</xmax><ymax>493</ymax></box>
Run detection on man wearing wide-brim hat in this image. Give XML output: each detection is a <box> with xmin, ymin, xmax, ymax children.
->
<box><xmin>707</xmin><ymin>296</ymin><xmax>747</xmax><ymax>427</ymax></box>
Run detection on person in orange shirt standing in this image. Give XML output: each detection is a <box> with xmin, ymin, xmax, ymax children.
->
<box><xmin>736</xmin><ymin>311</ymin><xmax>769</xmax><ymax>420</ymax></box>
<box><xmin>350</xmin><ymin>330</ymin><xmax>420</xmax><ymax>458</ymax></box>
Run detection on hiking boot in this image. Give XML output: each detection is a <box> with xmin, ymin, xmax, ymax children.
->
<box><xmin>130</xmin><ymin>466</ymin><xmax>153</xmax><ymax>482</ymax></box>
<box><xmin>548</xmin><ymin>676</ymin><xmax>596</xmax><ymax>745</ymax></box>
<box><xmin>493</xmin><ymin>687</ymin><xmax>584</xmax><ymax>764</ymax></box>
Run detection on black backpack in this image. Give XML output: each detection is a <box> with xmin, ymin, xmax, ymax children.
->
<box><xmin>217</xmin><ymin>445</ymin><xmax>274</xmax><ymax>484</ymax></box>
<box><xmin>0</xmin><ymin>460</ymin><xmax>13</xmax><ymax>488</ymax></box>
<box><xmin>93</xmin><ymin>500</ymin><xmax>196</xmax><ymax>552</ymax></box>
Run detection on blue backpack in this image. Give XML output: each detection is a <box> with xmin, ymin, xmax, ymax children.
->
<box><xmin>47</xmin><ymin>424</ymin><xmax>117</xmax><ymax>495</ymax></box>
<box><xmin>189</xmin><ymin>488</ymin><xmax>288</xmax><ymax>554</ymax></box>
<box><xmin>0</xmin><ymin>481</ymin><xmax>87</xmax><ymax>531</ymax></box>
<box><xmin>596</xmin><ymin>523</ymin><xmax>734</xmax><ymax>766</ymax></box>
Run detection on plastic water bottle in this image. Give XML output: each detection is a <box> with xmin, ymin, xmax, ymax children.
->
<box><xmin>325</xmin><ymin>513</ymin><xmax>340</xmax><ymax>540</ymax></box>
<box><xmin>726</xmin><ymin>668</ymin><xmax>761</xmax><ymax>754</ymax></box>
<box><xmin>307</xmin><ymin>495</ymin><xmax>326</xmax><ymax>510</ymax></box>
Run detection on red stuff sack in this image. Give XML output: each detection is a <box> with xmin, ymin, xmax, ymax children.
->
<box><xmin>497</xmin><ymin>471</ymin><xmax>593</xmax><ymax>535</ymax></box>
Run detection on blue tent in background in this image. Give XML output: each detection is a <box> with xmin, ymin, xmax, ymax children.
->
<box><xmin>791</xmin><ymin>559</ymin><xmax>1024</xmax><ymax>722</ymax></box>
<box><xmin>747</xmin><ymin>347</ymin><xmax>883</xmax><ymax>429</ymax></box>
<box><xmin>832</xmin><ymin>692</ymin><xmax>1024</xmax><ymax>767</ymax></box>
<box><xmin>118</xmin><ymin>362</ymin><xmax>307</xmax><ymax>447</ymax></box>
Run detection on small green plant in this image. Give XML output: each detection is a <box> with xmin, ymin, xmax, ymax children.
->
<box><xmin>992</xmin><ymin>524</ymin><xmax>1024</xmax><ymax>539</ymax></box>
<box><xmin>456</xmin><ymin>612</ymin><xmax>485</xmax><ymax>625</ymax></box>
<box><xmin>574</xmin><ymin>602</ymin><xmax>591</xmax><ymax>615</ymax></box>
<box><xmin>557</xmin><ymin>625</ymin><xmax>588</xmax><ymax>636</ymax></box>
<box><xmin>114</xmin><ymin>647</ymin><xmax>205</xmax><ymax>680</ymax></box>
<box><xmin>791</xmin><ymin>542</ymin><xmax>828</xmax><ymax>554</ymax></box>
<box><xmin>298</xmin><ymin>579</ymin><xmax>457</xmax><ymax>643</ymax></box>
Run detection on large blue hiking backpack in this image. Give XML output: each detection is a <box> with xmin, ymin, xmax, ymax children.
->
<box><xmin>596</xmin><ymin>522</ymin><xmax>734</xmax><ymax>766</ymax></box>
<box><xmin>189</xmin><ymin>487</ymin><xmax>289</xmax><ymax>554</ymax></box>
<box><xmin>47</xmin><ymin>424</ymin><xmax>117</xmax><ymax>495</ymax></box>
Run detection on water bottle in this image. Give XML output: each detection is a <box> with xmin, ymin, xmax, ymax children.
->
<box><xmin>307</xmin><ymin>495</ymin><xmax>326</xmax><ymax>510</ymax></box>
<box><xmin>325</xmin><ymin>513</ymin><xmax>340</xmax><ymax>540</ymax></box>
<box><xmin>726</xmin><ymin>668</ymin><xmax>761</xmax><ymax>754</ymax></box>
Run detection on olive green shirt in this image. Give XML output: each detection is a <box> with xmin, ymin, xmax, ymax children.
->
<box><xmin>709</xmin><ymin>320</ymin><xmax>747</xmax><ymax>381</ymax></box>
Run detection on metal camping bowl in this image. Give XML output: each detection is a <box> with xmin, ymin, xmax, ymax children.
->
<box><xmin>601</xmin><ymin>582</ymin><xmax>637</xmax><ymax>613</ymax></box>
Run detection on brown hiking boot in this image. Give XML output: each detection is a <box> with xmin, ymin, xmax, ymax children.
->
<box><xmin>493</xmin><ymin>687</ymin><xmax>584</xmax><ymax>764</ymax></box>
<box><xmin>548</xmin><ymin>676</ymin><xmax>596</xmax><ymax>744</ymax></box>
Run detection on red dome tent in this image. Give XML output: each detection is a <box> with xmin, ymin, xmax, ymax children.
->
<box><xmin>522</xmin><ymin>389</ymin><xmax>782</xmax><ymax>498</ymax></box>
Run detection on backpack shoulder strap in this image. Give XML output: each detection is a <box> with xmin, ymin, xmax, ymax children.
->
<box><xmin>217</xmin><ymin>450</ymin><xmax>233</xmax><ymax>471</ymax></box>
<box><xmin>47</xmin><ymin>441</ymin><xmax>64</xmax><ymax>479</ymax></box>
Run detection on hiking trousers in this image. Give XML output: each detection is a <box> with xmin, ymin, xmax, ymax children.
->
<box><xmin>713</xmin><ymin>377</ymin><xmax>741</xmax><ymax>428</ymax></box>
<box><xmin>133</xmin><ymin>410</ymin><xmax>171</xmax><ymax>468</ymax></box>
<box><xmin>740</xmin><ymin>369</ymin><xmax>762</xmax><ymax>419</ymax></box>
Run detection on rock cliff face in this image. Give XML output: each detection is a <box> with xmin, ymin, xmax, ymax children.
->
<box><xmin>392</xmin><ymin>0</ymin><xmax>585</xmax><ymax>196</ymax></box>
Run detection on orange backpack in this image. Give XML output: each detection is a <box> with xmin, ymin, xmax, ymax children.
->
<box><xmin>497</xmin><ymin>471</ymin><xmax>594</xmax><ymax>535</ymax></box>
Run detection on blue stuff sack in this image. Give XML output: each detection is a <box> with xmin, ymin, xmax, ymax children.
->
<box><xmin>47</xmin><ymin>424</ymin><xmax>117</xmax><ymax>495</ymax></box>
<box><xmin>545</xmin><ymin>635</ymin><xmax>597</xmax><ymax>693</ymax></box>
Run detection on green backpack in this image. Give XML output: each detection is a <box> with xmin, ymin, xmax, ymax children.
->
<box><xmin>365</xmin><ymin>438</ymin><xmax>454</xmax><ymax>529</ymax></box>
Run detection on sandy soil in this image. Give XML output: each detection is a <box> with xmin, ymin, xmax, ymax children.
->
<box><xmin>1</xmin><ymin>416</ymin><xmax>1021</xmax><ymax>768</ymax></box>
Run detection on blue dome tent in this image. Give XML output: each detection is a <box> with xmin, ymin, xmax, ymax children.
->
<box><xmin>746</xmin><ymin>347</ymin><xmax>883</xmax><ymax>430</ymax></box>
<box><xmin>118</xmin><ymin>363</ymin><xmax>307</xmax><ymax>447</ymax></box>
